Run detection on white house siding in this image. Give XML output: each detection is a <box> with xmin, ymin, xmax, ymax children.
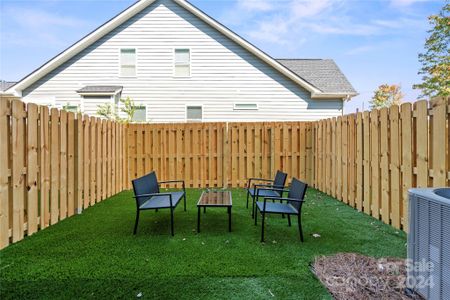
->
<box><xmin>23</xmin><ymin>0</ymin><xmax>343</xmax><ymax>122</ymax></box>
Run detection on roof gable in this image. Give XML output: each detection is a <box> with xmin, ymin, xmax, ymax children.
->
<box><xmin>6</xmin><ymin>0</ymin><xmax>356</xmax><ymax>99</ymax></box>
<box><xmin>277</xmin><ymin>59</ymin><xmax>357</xmax><ymax>95</ymax></box>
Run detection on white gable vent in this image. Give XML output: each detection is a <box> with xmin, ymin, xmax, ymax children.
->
<box><xmin>407</xmin><ymin>188</ymin><xmax>450</xmax><ymax>300</ymax></box>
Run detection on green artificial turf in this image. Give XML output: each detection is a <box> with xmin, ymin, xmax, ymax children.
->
<box><xmin>0</xmin><ymin>188</ymin><xmax>406</xmax><ymax>299</ymax></box>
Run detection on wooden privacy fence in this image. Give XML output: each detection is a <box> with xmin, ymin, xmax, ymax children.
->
<box><xmin>1</xmin><ymin>97</ymin><xmax>448</xmax><ymax>249</ymax></box>
<box><xmin>312</xmin><ymin>97</ymin><xmax>449</xmax><ymax>231</ymax></box>
<box><xmin>127</xmin><ymin>97</ymin><xmax>449</xmax><ymax>232</ymax></box>
<box><xmin>0</xmin><ymin>99</ymin><xmax>128</xmax><ymax>249</ymax></box>
<box><xmin>126</xmin><ymin>122</ymin><xmax>315</xmax><ymax>189</ymax></box>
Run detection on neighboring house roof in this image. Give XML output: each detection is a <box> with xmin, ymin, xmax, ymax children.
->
<box><xmin>77</xmin><ymin>85</ymin><xmax>123</xmax><ymax>94</ymax></box>
<box><xmin>277</xmin><ymin>59</ymin><xmax>357</xmax><ymax>95</ymax></box>
<box><xmin>5</xmin><ymin>0</ymin><xmax>357</xmax><ymax>100</ymax></box>
<box><xmin>1</xmin><ymin>81</ymin><xmax>17</xmax><ymax>92</ymax></box>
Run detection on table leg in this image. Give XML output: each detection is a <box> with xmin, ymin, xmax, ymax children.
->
<box><xmin>197</xmin><ymin>206</ymin><xmax>201</xmax><ymax>233</ymax></box>
<box><xmin>228</xmin><ymin>206</ymin><xmax>232</xmax><ymax>232</ymax></box>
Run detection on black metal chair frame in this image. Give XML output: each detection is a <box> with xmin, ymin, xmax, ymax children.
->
<box><xmin>132</xmin><ymin>173</ymin><xmax>186</xmax><ymax>236</ymax></box>
<box><xmin>254</xmin><ymin>178</ymin><xmax>308</xmax><ymax>242</ymax></box>
<box><xmin>246</xmin><ymin>171</ymin><xmax>287</xmax><ymax>218</ymax></box>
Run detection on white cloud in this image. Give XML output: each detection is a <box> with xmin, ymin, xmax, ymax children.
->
<box><xmin>240</xmin><ymin>0</ymin><xmax>339</xmax><ymax>45</ymax></box>
<box><xmin>4</xmin><ymin>7</ymin><xmax>92</xmax><ymax>48</ymax></box>
<box><xmin>238</xmin><ymin>0</ymin><xmax>275</xmax><ymax>12</ymax></box>
<box><xmin>372</xmin><ymin>18</ymin><xmax>425</xmax><ymax>29</ymax></box>
<box><xmin>246</xmin><ymin>16</ymin><xmax>291</xmax><ymax>45</ymax></box>
<box><xmin>306</xmin><ymin>22</ymin><xmax>380</xmax><ymax>36</ymax></box>
<box><xmin>345</xmin><ymin>45</ymin><xmax>376</xmax><ymax>55</ymax></box>
<box><xmin>390</xmin><ymin>0</ymin><xmax>427</xmax><ymax>7</ymax></box>
<box><xmin>219</xmin><ymin>0</ymin><xmax>433</xmax><ymax>51</ymax></box>
<box><xmin>8</xmin><ymin>7</ymin><xmax>89</xmax><ymax>29</ymax></box>
<box><xmin>290</xmin><ymin>0</ymin><xmax>332</xmax><ymax>18</ymax></box>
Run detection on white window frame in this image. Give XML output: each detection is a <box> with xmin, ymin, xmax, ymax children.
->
<box><xmin>233</xmin><ymin>103</ymin><xmax>259</xmax><ymax>111</ymax></box>
<box><xmin>185</xmin><ymin>104</ymin><xmax>203</xmax><ymax>122</ymax></box>
<box><xmin>63</xmin><ymin>103</ymin><xmax>80</xmax><ymax>113</ymax></box>
<box><xmin>119</xmin><ymin>48</ymin><xmax>137</xmax><ymax>78</ymax></box>
<box><xmin>173</xmin><ymin>48</ymin><xmax>191</xmax><ymax>78</ymax></box>
<box><xmin>132</xmin><ymin>104</ymin><xmax>147</xmax><ymax>123</ymax></box>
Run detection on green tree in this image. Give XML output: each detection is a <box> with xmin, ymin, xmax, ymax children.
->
<box><xmin>369</xmin><ymin>84</ymin><xmax>404</xmax><ymax>109</ymax></box>
<box><xmin>96</xmin><ymin>102</ymin><xmax>117</xmax><ymax>120</ymax></box>
<box><xmin>413</xmin><ymin>2</ymin><xmax>450</xmax><ymax>98</ymax></box>
<box><xmin>119</xmin><ymin>97</ymin><xmax>137</xmax><ymax>122</ymax></box>
<box><xmin>96</xmin><ymin>96</ymin><xmax>137</xmax><ymax>123</ymax></box>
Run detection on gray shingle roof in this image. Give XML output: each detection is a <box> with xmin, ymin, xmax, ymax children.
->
<box><xmin>1</xmin><ymin>81</ymin><xmax>17</xmax><ymax>92</ymax></box>
<box><xmin>276</xmin><ymin>59</ymin><xmax>357</xmax><ymax>95</ymax></box>
<box><xmin>76</xmin><ymin>85</ymin><xmax>123</xmax><ymax>93</ymax></box>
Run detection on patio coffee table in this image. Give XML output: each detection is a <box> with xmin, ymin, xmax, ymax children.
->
<box><xmin>197</xmin><ymin>190</ymin><xmax>232</xmax><ymax>233</ymax></box>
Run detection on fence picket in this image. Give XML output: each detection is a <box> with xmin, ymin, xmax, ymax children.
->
<box><xmin>67</xmin><ymin>112</ymin><xmax>75</xmax><ymax>216</ymax></box>
<box><xmin>50</xmin><ymin>108</ymin><xmax>60</xmax><ymax>225</ymax></box>
<box><xmin>60</xmin><ymin>111</ymin><xmax>67</xmax><ymax>220</ymax></box>
<box><xmin>0</xmin><ymin>100</ymin><xmax>10</xmax><ymax>248</ymax></box>
<box><xmin>400</xmin><ymin>103</ymin><xmax>412</xmax><ymax>231</ymax></box>
<box><xmin>27</xmin><ymin>103</ymin><xmax>39</xmax><ymax>235</ymax></box>
<box><xmin>380</xmin><ymin>107</ymin><xmax>390</xmax><ymax>225</ymax></box>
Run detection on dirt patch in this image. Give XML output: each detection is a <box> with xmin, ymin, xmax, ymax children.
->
<box><xmin>312</xmin><ymin>253</ymin><xmax>422</xmax><ymax>300</ymax></box>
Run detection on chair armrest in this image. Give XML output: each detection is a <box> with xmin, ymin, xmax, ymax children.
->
<box><xmin>158</xmin><ymin>180</ymin><xmax>186</xmax><ymax>193</ymax></box>
<box><xmin>158</xmin><ymin>180</ymin><xmax>185</xmax><ymax>184</ymax></box>
<box><xmin>253</xmin><ymin>184</ymin><xmax>285</xmax><ymax>189</ymax></box>
<box><xmin>247</xmin><ymin>178</ymin><xmax>273</xmax><ymax>189</ymax></box>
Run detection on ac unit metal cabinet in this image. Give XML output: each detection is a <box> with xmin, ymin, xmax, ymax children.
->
<box><xmin>408</xmin><ymin>188</ymin><xmax>450</xmax><ymax>300</ymax></box>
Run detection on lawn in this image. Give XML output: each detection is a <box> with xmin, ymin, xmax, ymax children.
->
<box><xmin>0</xmin><ymin>188</ymin><xmax>406</xmax><ymax>299</ymax></box>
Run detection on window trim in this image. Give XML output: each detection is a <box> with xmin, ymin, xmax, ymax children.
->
<box><xmin>185</xmin><ymin>104</ymin><xmax>203</xmax><ymax>122</ymax></box>
<box><xmin>233</xmin><ymin>103</ymin><xmax>259</xmax><ymax>111</ymax></box>
<box><xmin>64</xmin><ymin>104</ymin><xmax>79</xmax><ymax>113</ymax></box>
<box><xmin>173</xmin><ymin>48</ymin><xmax>191</xmax><ymax>78</ymax></box>
<box><xmin>132</xmin><ymin>104</ymin><xmax>147</xmax><ymax>123</ymax></box>
<box><xmin>119</xmin><ymin>48</ymin><xmax>137</xmax><ymax>78</ymax></box>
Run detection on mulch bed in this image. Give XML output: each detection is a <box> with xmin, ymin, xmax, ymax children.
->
<box><xmin>311</xmin><ymin>253</ymin><xmax>423</xmax><ymax>300</ymax></box>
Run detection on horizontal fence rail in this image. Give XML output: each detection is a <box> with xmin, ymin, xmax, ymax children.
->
<box><xmin>0</xmin><ymin>97</ymin><xmax>448</xmax><ymax>249</ymax></box>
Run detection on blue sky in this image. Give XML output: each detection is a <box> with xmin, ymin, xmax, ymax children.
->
<box><xmin>0</xmin><ymin>0</ymin><xmax>444</xmax><ymax>112</ymax></box>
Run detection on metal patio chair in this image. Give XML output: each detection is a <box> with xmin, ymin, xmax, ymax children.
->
<box><xmin>131</xmin><ymin>171</ymin><xmax>186</xmax><ymax>236</ymax></box>
<box><xmin>255</xmin><ymin>177</ymin><xmax>308</xmax><ymax>242</ymax></box>
<box><xmin>246</xmin><ymin>170</ymin><xmax>288</xmax><ymax>218</ymax></box>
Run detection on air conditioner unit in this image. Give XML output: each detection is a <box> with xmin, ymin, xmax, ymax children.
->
<box><xmin>408</xmin><ymin>188</ymin><xmax>450</xmax><ymax>300</ymax></box>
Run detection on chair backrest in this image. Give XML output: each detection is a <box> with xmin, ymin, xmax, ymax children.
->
<box><xmin>273</xmin><ymin>170</ymin><xmax>287</xmax><ymax>188</ymax></box>
<box><xmin>131</xmin><ymin>171</ymin><xmax>159</xmax><ymax>205</ymax></box>
<box><xmin>287</xmin><ymin>178</ymin><xmax>308</xmax><ymax>211</ymax></box>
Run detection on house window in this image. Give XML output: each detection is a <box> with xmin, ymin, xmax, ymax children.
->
<box><xmin>234</xmin><ymin>103</ymin><xmax>258</xmax><ymax>110</ymax></box>
<box><xmin>174</xmin><ymin>49</ymin><xmax>190</xmax><ymax>77</ymax></box>
<box><xmin>186</xmin><ymin>106</ymin><xmax>202</xmax><ymax>122</ymax></box>
<box><xmin>120</xmin><ymin>48</ymin><xmax>136</xmax><ymax>77</ymax></box>
<box><xmin>63</xmin><ymin>105</ymin><xmax>79</xmax><ymax>113</ymax></box>
<box><xmin>132</xmin><ymin>105</ymin><xmax>146</xmax><ymax>122</ymax></box>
